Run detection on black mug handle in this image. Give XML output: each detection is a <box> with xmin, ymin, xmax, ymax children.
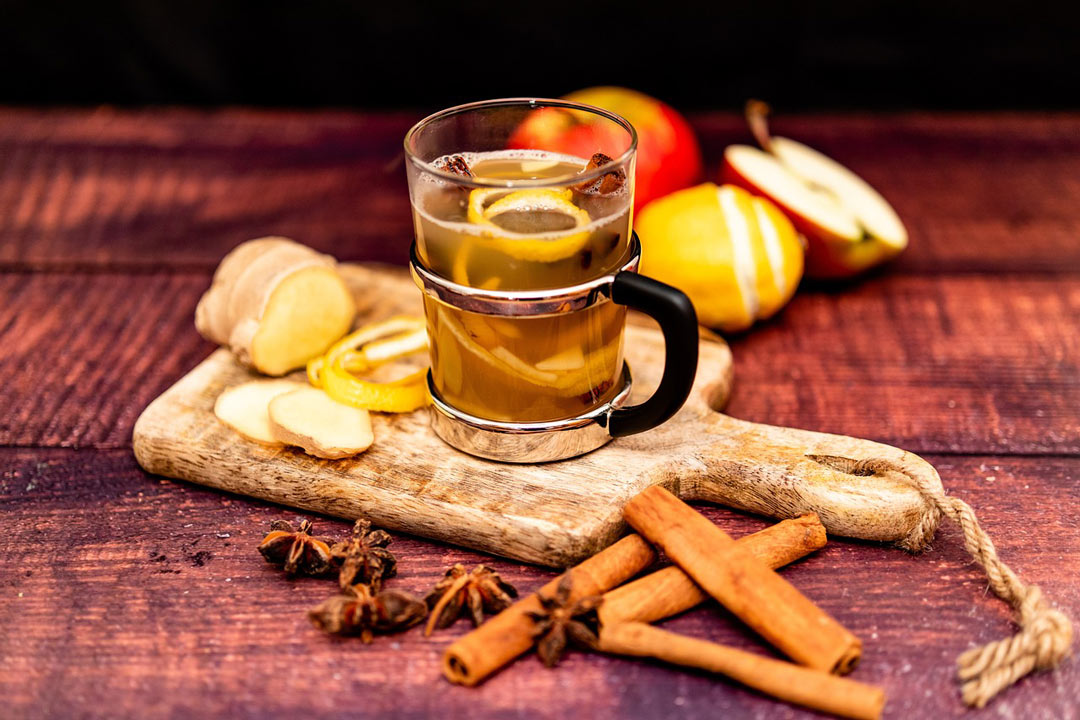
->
<box><xmin>607</xmin><ymin>271</ymin><xmax>699</xmax><ymax>437</ymax></box>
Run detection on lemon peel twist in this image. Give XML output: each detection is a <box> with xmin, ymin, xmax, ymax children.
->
<box><xmin>307</xmin><ymin>315</ymin><xmax>430</xmax><ymax>413</ymax></box>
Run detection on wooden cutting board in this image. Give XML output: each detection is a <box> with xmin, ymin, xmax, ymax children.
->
<box><xmin>134</xmin><ymin>264</ymin><xmax>942</xmax><ymax>567</ymax></box>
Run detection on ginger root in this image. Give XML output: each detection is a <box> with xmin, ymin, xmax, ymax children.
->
<box><xmin>196</xmin><ymin>237</ymin><xmax>356</xmax><ymax>376</ymax></box>
<box><xmin>269</xmin><ymin>387</ymin><xmax>374</xmax><ymax>459</ymax></box>
<box><xmin>214</xmin><ymin>379</ymin><xmax>306</xmax><ymax>445</ymax></box>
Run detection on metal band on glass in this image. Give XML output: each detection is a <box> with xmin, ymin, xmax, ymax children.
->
<box><xmin>410</xmin><ymin>233</ymin><xmax>641</xmax><ymax>318</ymax></box>
<box><xmin>425</xmin><ymin>364</ymin><xmax>633</xmax><ymax>463</ymax></box>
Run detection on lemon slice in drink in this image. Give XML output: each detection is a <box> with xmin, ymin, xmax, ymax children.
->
<box><xmin>450</xmin><ymin>242</ymin><xmax>501</xmax><ymax>290</ymax></box>
<box><xmin>466</xmin><ymin>188</ymin><xmax>592</xmax><ymax>262</ymax></box>
<box><xmin>466</xmin><ymin>188</ymin><xmax>514</xmax><ymax>225</ymax></box>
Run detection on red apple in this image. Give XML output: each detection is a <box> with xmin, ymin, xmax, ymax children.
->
<box><xmin>508</xmin><ymin>87</ymin><xmax>703</xmax><ymax>211</ymax></box>
<box><xmin>721</xmin><ymin>101</ymin><xmax>908</xmax><ymax>278</ymax></box>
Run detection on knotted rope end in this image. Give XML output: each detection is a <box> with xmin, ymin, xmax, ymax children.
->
<box><xmin>807</xmin><ymin>452</ymin><xmax>1074</xmax><ymax>707</ymax></box>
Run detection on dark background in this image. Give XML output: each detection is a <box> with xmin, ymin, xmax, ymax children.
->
<box><xmin>2</xmin><ymin>0</ymin><xmax>1077</xmax><ymax>111</ymax></box>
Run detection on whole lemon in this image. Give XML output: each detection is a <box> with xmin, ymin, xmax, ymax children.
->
<box><xmin>637</xmin><ymin>183</ymin><xmax>804</xmax><ymax>332</ymax></box>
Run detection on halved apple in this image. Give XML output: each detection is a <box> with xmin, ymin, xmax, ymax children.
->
<box><xmin>721</xmin><ymin>102</ymin><xmax>908</xmax><ymax>278</ymax></box>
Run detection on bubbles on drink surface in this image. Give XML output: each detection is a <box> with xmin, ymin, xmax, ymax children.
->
<box><xmin>425</xmin><ymin>150</ymin><xmax>628</xmax><ymax>225</ymax></box>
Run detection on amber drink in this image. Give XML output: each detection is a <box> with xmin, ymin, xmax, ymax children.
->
<box><xmin>406</xmin><ymin>99</ymin><xmax>697</xmax><ymax>464</ymax></box>
<box><xmin>412</xmin><ymin>149</ymin><xmax>633</xmax><ymax>421</ymax></box>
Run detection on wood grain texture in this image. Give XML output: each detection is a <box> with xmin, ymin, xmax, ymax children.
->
<box><xmin>727</xmin><ymin>272</ymin><xmax>1080</xmax><ymax>455</ymax></box>
<box><xmin>133</xmin><ymin>265</ymin><xmax>942</xmax><ymax>565</ymax></box>
<box><xmin>1</xmin><ymin>448</ymin><xmax>1076</xmax><ymax>719</ymax></box>
<box><xmin>0</xmin><ymin>108</ymin><xmax>415</xmax><ymax>270</ymax></box>
<box><xmin>1</xmin><ymin>271</ymin><xmax>1074</xmax><ymax>455</ymax></box>
<box><xmin>2</xmin><ymin>109</ymin><xmax>1079</xmax><ymax>274</ymax></box>
<box><xmin>0</xmin><ymin>271</ymin><xmax>216</xmax><ymax>448</ymax></box>
<box><xmin>1</xmin><ymin>109</ymin><xmax>1078</xmax><ymax>719</ymax></box>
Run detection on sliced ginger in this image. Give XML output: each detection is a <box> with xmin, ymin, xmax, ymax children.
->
<box><xmin>214</xmin><ymin>380</ymin><xmax>373</xmax><ymax>460</ymax></box>
<box><xmin>196</xmin><ymin>237</ymin><xmax>356</xmax><ymax>376</ymax></box>
<box><xmin>214</xmin><ymin>379</ymin><xmax>306</xmax><ymax>445</ymax></box>
<box><xmin>269</xmin><ymin>387</ymin><xmax>374</xmax><ymax>459</ymax></box>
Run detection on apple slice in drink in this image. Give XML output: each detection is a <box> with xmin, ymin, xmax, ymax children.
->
<box><xmin>535</xmin><ymin>345</ymin><xmax>586</xmax><ymax>372</ymax></box>
<box><xmin>544</xmin><ymin>340</ymin><xmax>624</xmax><ymax>398</ymax></box>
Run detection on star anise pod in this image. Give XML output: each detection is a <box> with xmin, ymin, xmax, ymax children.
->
<box><xmin>526</xmin><ymin>573</ymin><xmax>603</xmax><ymax>667</ymax></box>
<box><xmin>308</xmin><ymin>583</ymin><xmax>428</xmax><ymax>643</ymax></box>
<box><xmin>437</xmin><ymin>154</ymin><xmax>473</xmax><ymax>178</ymax></box>
<box><xmin>329</xmin><ymin>518</ymin><xmax>397</xmax><ymax>590</ymax></box>
<box><xmin>257</xmin><ymin>519</ymin><xmax>335</xmax><ymax>577</ymax></box>
<box><xmin>423</xmin><ymin>563</ymin><xmax>518</xmax><ymax>635</ymax></box>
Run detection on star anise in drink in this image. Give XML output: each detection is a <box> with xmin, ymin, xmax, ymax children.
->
<box><xmin>330</xmin><ymin>518</ymin><xmax>397</xmax><ymax>590</ymax></box>
<box><xmin>257</xmin><ymin>519</ymin><xmax>335</xmax><ymax>577</ymax></box>
<box><xmin>309</xmin><ymin>583</ymin><xmax>428</xmax><ymax>642</ymax></box>
<box><xmin>526</xmin><ymin>573</ymin><xmax>603</xmax><ymax>667</ymax></box>
<box><xmin>572</xmin><ymin>152</ymin><xmax>626</xmax><ymax>196</ymax></box>
<box><xmin>577</xmin><ymin>378</ymin><xmax>614</xmax><ymax>406</ymax></box>
<box><xmin>437</xmin><ymin>154</ymin><xmax>473</xmax><ymax>179</ymax></box>
<box><xmin>423</xmin><ymin>564</ymin><xmax>518</xmax><ymax>635</ymax></box>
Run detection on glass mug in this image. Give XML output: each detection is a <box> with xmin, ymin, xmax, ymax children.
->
<box><xmin>405</xmin><ymin>99</ymin><xmax>698</xmax><ymax>462</ymax></box>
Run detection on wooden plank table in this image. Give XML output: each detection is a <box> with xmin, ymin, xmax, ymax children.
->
<box><xmin>1</xmin><ymin>109</ymin><xmax>1077</xmax><ymax>719</ymax></box>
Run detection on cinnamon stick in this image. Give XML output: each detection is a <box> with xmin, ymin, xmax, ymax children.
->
<box><xmin>624</xmin><ymin>486</ymin><xmax>861</xmax><ymax>673</ymax></box>
<box><xmin>442</xmin><ymin>534</ymin><xmax>655</xmax><ymax>686</ymax></box>
<box><xmin>598</xmin><ymin>623</ymin><xmax>884</xmax><ymax>720</ymax></box>
<box><xmin>599</xmin><ymin>513</ymin><xmax>827</xmax><ymax>627</ymax></box>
